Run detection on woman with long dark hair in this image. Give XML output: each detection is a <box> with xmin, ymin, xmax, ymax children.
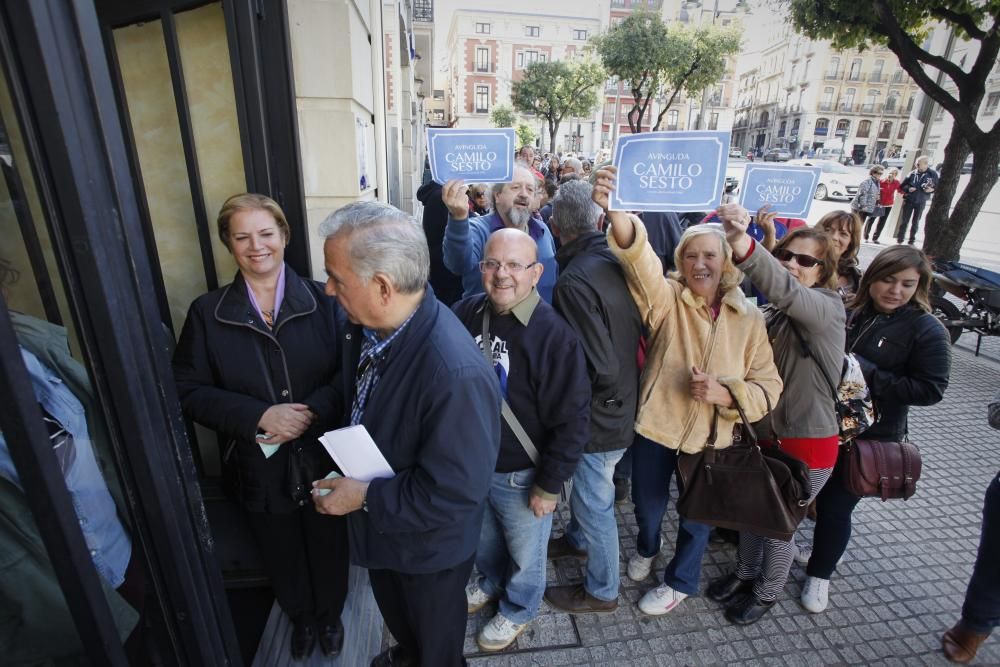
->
<box><xmin>815</xmin><ymin>210</ymin><xmax>863</xmax><ymax>303</ymax></box>
<box><xmin>801</xmin><ymin>245</ymin><xmax>951</xmax><ymax>614</ymax></box>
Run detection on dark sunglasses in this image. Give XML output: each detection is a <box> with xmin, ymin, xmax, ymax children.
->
<box><xmin>773</xmin><ymin>248</ymin><xmax>824</xmax><ymax>268</ymax></box>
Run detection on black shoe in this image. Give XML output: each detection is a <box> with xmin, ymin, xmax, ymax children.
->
<box><xmin>318</xmin><ymin>619</ymin><xmax>344</xmax><ymax>658</ymax></box>
<box><xmin>724</xmin><ymin>592</ymin><xmax>775</xmax><ymax>625</ymax></box>
<box><xmin>547</xmin><ymin>534</ymin><xmax>587</xmax><ymax>560</ymax></box>
<box><xmin>290</xmin><ymin>622</ymin><xmax>316</xmax><ymax>661</ymax></box>
<box><xmin>706</xmin><ymin>572</ymin><xmax>754</xmax><ymax>603</ymax></box>
<box><xmin>371</xmin><ymin>644</ymin><xmax>417</xmax><ymax>667</ymax></box>
<box><xmin>614</xmin><ymin>477</ymin><xmax>630</xmax><ymax>504</ymax></box>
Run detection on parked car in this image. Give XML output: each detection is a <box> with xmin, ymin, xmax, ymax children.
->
<box><xmin>934</xmin><ymin>157</ymin><xmax>975</xmax><ymax>174</ymax></box>
<box><xmin>786</xmin><ymin>158</ymin><xmax>861</xmax><ymax>200</ymax></box>
<box><xmin>762</xmin><ymin>148</ymin><xmax>792</xmax><ymax>162</ymax></box>
<box><xmin>729</xmin><ymin>147</ymin><xmax>744</xmax><ymax>159</ymax></box>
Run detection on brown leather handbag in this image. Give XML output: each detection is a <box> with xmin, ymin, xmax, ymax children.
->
<box><xmin>677</xmin><ymin>397</ymin><xmax>811</xmax><ymax>542</ymax></box>
<box><xmin>839</xmin><ymin>438</ymin><xmax>922</xmax><ymax>501</ymax></box>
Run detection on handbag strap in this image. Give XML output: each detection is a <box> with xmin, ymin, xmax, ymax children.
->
<box><xmin>724</xmin><ymin>386</ymin><xmax>758</xmax><ymax>447</ymax></box>
<box><xmin>482</xmin><ymin>304</ymin><xmax>540</xmax><ymax>466</ymax></box>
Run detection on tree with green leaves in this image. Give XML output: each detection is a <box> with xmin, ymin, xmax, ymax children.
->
<box><xmin>595</xmin><ymin>10</ymin><xmax>743</xmax><ymax>133</ymax></box>
<box><xmin>511</xmin><ymin>59</ymin><xmax>606</xmax><ymax>152</ymax></box>
<box><xmin>490</xmin><ymin>104</ymin><xmax>516</xmax><ymax>129</ymax></box>
<box><xmin>515</xmin><ymin>123</ymin><xmax>536</xmax><ymax>150</ymax></box>
<box><xmin>787</xmin><ymin>0</ymin><xmax>1000</xmax><ymax>261</ymax></box>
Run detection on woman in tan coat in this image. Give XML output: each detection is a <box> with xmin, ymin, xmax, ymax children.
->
<box><xmin>591</xmin><ymin>167</ymin><xmax>782</xmax><ymax>616</ymax></box>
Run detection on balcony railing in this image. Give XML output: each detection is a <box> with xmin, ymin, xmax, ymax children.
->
<box><xmin>818</xmin><ymin>102</ymin><xmax>834</xmax><ymax>112</ymax></box>
<box><xmin>814</xmin><ymin>126</ymin><xmax>828</xmax><ymax>136</ymax></box>
<box><xmin>890</xmin><ymin>71</ymin><xmax>906</xmax><ymax>84</ymax></box>
<box><xmin>869</xmin><ymin>73</ymin><xmax>883</xmax><ymax>83</ymax></box>
<box><xmin>838</xmin><ymin>102</ymin><xmax>855</xmax><ymax>112</ymax></box>
<box><xmin>824</xmin><ymin>71</ymin><xmax>842</xmax><ymax>80</ymax></box>
<box><xmin>847</xmin><ymin>73</ymin><xmax>862</xmax><ymax>81</ymax></box>
<box><xmin>414</xmin><ymin>0</ymin><xmax>433</xmax><ymax>22</ymax></box>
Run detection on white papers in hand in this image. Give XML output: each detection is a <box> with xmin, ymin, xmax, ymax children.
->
<box><xmin>318</xmin><ymin>425</ymin><xmax>395</xmax><ymax>482</ymax></box>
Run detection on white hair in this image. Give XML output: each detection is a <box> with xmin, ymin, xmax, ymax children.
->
<box><xmin>318</xmin><ymin>201</ymin><xmax>429</xmax><ymax>294</ymax></box>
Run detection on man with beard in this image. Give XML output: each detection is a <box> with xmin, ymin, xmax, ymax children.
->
<box><xmin>442</xmin><ymin>165</ymin><xmax>558</xmax><ymax>302</ymax></box>
<box><xmin>452</xmin><ymin>228</ymin><xmax>590</xmax><ymax>651</ymax></box>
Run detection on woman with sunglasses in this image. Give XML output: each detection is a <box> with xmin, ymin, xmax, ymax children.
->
<box><xmin>710</xmin><ymin>204</ymin><xmax>844</xmax><ymax>625</ymax></box>
<box><xmin>467</xmin><ymin>185</ymin><xmax>492</xmax><ymax>217</ymax></box>
<box><xmin>591</xmin><ymin>168</ymin><xmax>782</xmax><ymax>618</ymax></box>
<box><xmin>801</xmin><ymin>245</ymin><xmax>950</xmax><ymax>614</ymax></box>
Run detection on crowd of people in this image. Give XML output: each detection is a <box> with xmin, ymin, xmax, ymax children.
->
<box><xmin>163</xmin><ymin>145</ymin><xmax>999</xmax><ymax>667</ymax></box>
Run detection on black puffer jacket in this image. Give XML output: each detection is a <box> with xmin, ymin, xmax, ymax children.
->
<box><xmin>173</xmin><ymin>268</ymin><xmax>343</xmax><ymax>513</ymax></box>
<box><xmin>553</xmin><ymin>231</ymin><xmax>642</xmax><ymax>453</ymax></box>
<box><xmin>847</xmin><ymin>303</ymin><xmax>951</xmax><ymax>441</ymax></box>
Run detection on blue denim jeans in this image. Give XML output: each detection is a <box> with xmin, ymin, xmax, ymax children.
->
<box><xmin>475</xmin><ymin>469</ymin><xmax>554</xmax><ymax>624</ymax></box>
<box><xmin>631</xmin><ymin>434</ymin><xmax>711</xmax><ymax>596</ymax></box>
<box><xmin>962</xmin><ymin>473</ymin><xmax>1000</xmax><ymax>634</ymax></box>
<box><xmin>565</xmin><ymin>448</ymin><xmax>626</xmax><ymax>602</ymax></box>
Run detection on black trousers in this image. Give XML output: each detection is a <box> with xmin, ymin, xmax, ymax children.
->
<box><xmin>962</xmin><ymin>473</ymin><xmax>1000</xmax><ymax>633</ymax></box>
<box><xmin>247</xmin><ymin>505</ymin><xmax>349</xmax><ymax>626</ymax></box>
<box><xmin>807</xmin><ymin>464</ymin><xmax>861</xmax><ymax>580</ymax></box>
<box><xmin>897</xmin><ymin>200</ymin><xmax>926</xmax><ymax>242</ymax></box>
<box><xmin>369</xmin><ymin>554</ymin><xmax>475</xmax><ymax>667</ymax></box>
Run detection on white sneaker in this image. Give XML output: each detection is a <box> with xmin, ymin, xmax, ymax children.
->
<box><xmin>801</xmin><ymin>576</ymin><xmax>830</xmax><ymax>613</ymax></box>
<box><xmin>477</xmin><ymin>613</ymin><xmax>528</xmax><ymax>652</ymax></box>
<box><xmin>466</xmin><ymin>579</ymin><xmax>494</xmax><ymax>614</ymax></box>
<box><xmin>638</xmin><ymin>583</ymin><xmax>688</xmax><ymax>616</ymax></box>
<box><xmin>793</xmin><ymin>542</ymin><xmax>845</xmax><ymax>567</ymax></box>
<box><xmin>627</xmin><ymin>539</ymin><xmax>662</xmax><ymax>582</ymax></box>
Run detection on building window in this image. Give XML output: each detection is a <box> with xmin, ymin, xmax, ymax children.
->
<box><xmin>842</xmin><ymin>88</ymin><xmax>856</xmax><ymax>110</ymax></box>
<box><xmin>709</xmin><ymin>112</ymin><xmax>719</xmax><ymax>130</ymax></box>
<box><xmin>667</xmin><ymin>109</ymin><xmax>679</xmax><ymax>130</ymax></box>
<box><xmin>815</xmin><ymin>117</ymin><xmax>829</xmax><ymax>136</ymax></box>
<box><xmin>778</xmin><ymin>120</ymin><xmax>787</xmax><ymax>137</ymax></box>
<box><xmin>857</xmin><ymin>119</ymin><xmax>871</xmax><ymax>138</ymax></box>
<box><xmin>848</xmin><ymin>58</ymin><xmax>862</xmax><ymax>81</ymax></box>
<box><xmin>802</xmin><ymin>58</ymin><xmax>810</xmax><ymax>81</ymax></box>
<box><xmin>878</xmin><ymin>121</ymin><xmax>892</xmax><ymax>139</ymax></box>
<box><xmin>525</xmin><ymin>25</ymin><xmax>540</xmax><ymax>37</ymax></box>
<box><xmin>985</xmin><ymin>92</ymin><xmax>1000</xmax><ymax>115</ymax></box>
<box><xmin>573</xmin><ymin>29</ymin><xmax>588</xmax><ymax>40</ymax></box>
<box><xmin>518</xmin><ymin>50</ymin><xmax>542</xmax><ymax>69</ymax></box>
<box><xmin>603</xmin><ymin>105</ymin><xmax>615</xmax><ymax>123</ymax></box>
<box><xmin>897</xmin><ymin>121</ymin><xmax>908</xmax><ymax>139</ymax></box>
<box><xmin>475</xmin><ymin>22</ymin><xmax>491</xmax><ymax>34</ymax></box>
<box><xmin>836</xmin><ymin>118</ymin><xmax>851</xmax><ymax>136</ymax></box>
<box><xmin>826</xmin><ymin>57</ymin><xmax>840</xmax><ymax>78</ymax></box>
<box><xmin>871</xmin><ymin>59</ymin><xmax>884</xmax><ymax>81</ymax></box>
<box><xmin>475</xmin><ymin>47</ymin><xmax>490</xmax><ymax>73</ymax></box>
<box><xmin>433</xmin><ymin>89</ymin><xmax>445</xmax><ymax>100</ymax></box>
<box><xmin>907</xmin><ymin>94</ymin><xmax>916</xmax><ymax>112</ymax></box>
<box><xmin>791</xmin><ymin>118</ymin><xmax>800</xmax><ymax>134</ymax></box>
<box><xmin>475</xmin><ymin>85</ymin><xmax>489</xmax><ymax>113</ymax></box>
<box><xmin>885</xmin><ymin>93</ymin><xmax>898</xmax><ymax>112</ymax></box>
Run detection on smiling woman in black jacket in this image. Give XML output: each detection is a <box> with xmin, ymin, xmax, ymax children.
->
<box><xmin>172</xmin><ymin>194</ymin><xmax>347</xmax><ymax>660</ymax></box>
<box><xmin>801</xmin><ymin>245</ymin><xmax>951</xmax><ymax>615</ymax></box>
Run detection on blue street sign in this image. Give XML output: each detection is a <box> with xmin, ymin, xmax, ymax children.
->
<box><xmin>426</xmin><ymin>128</ymin><xmax>515</xmax><ymax>184</ymax></box>
<box><xmin>610</xmin><ymin>131</ymin><xmax>730</xmax><ymax>212</ymax></box>
<box><xmin>738</xmin><ymin>164</ymin><xmax>822</xmax><ymax>218</ymax></box>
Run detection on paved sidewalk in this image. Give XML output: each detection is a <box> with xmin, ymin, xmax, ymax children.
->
<box><xmin>462</xmin><ymin>344</ymin><xmax>1000</xmax><ymax>666</ymax></box>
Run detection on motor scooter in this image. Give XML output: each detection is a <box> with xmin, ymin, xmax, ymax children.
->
<box><xmin>931</xmin><ymin>259</ymin><xmax>1000</xmax><ymax>354</ymax></box>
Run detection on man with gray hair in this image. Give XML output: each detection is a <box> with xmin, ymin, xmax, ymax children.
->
<box><xmin>559</xmin><ymin>156</ymin><xmax>584</xmax><ymax>181</ymax></box>
<box><xmin>312</xmin><ymin>201</ymin><xmax>501</xmax><ymax>667</ymax></box>
<box><xmin>542</xmin><ymin>180</ymin><xmax>643</xmax><ymax>614</ymax></box>
<box><xmin>441</xmin><ymin>165</ymin><xmax>558</xmax><ymax>302</ymax></box>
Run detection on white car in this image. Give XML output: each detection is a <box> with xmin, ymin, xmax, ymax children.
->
<box><xmin>786</xmin><ymin>159</ymin><xmax>863</xmax><ymax>200</ymax></box>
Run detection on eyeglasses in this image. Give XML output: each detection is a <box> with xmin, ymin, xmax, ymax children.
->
<box><xmin>773</xmin><ymin>248</ymin><xmax>824</xmax><ymax>268</ymax></box>
<box><xmin>479</xmin><ymin>259</ymin><xmax>538</xmax><ymax>274</ymax></box>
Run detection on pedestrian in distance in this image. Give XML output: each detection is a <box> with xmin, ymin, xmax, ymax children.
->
<box><xmin>801</xmin><ymin>244</ymin><xmax>951</xmax><ymax>614</ymax></box>
<box><xmin>312</xmin><ymin>201</ymin><xmax>502</xmax><ymax>667</ymax></box>
<box><xmin>591</xmin><ymin>166</ymin><xmax>782</xmax><ymax>617</ymax></box>
<box><xmin>864</xmin><ymin>167</ymin><xmax>901</xmax><ymax>244</ymax></box>
<box><xmin>543</xmin><ymin>180</ymin><xmax>643</xmax><ymax>615</ymax></box>
<box><xmin>941</xmin><ymin>390</ymin><xmax>1000</xmax><ymax>663</ymax></box>
<box><xmin>710</xmin><ymin>205</ymin><xmax>844</xmax><ymax>625</ymax></box>
<box><xmin>172</xmin><ymin>193</ymin><xmax>349</xmax><ymax>661</ymax></box>
<box><xmin>852</xmin><ymin>165</ymin><xmax>883</xmax><ymax>238</ymax></box>
<box><xmin>896</xmin><ymin>156</ymin><xmax>939</xmax><ymax>245</ymax></box>
<box><xmin>453</xmin><ymin>228</ymin><xmax>590</xmax><ymax>652</ymax></box>
<box><xmin>815</xmin><ymin>210</ymin><xmax>863</xmax><ymax>303</ymax></box>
